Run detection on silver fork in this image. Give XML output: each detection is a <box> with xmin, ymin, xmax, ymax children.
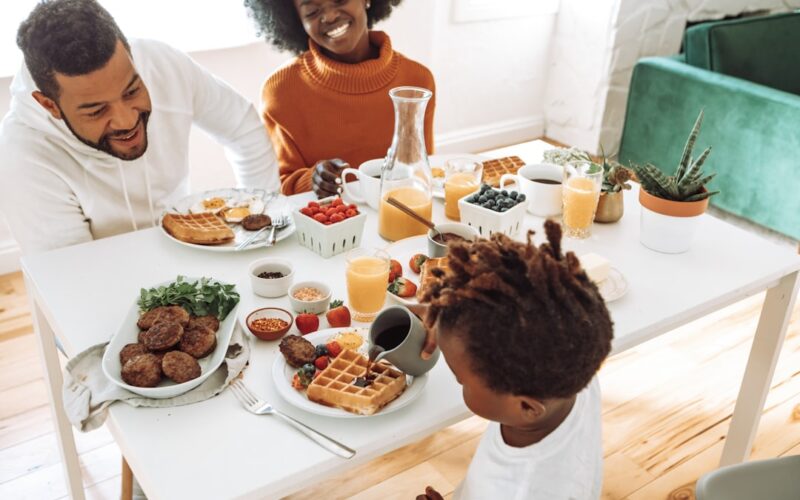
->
<box><xmin>265</xmin><ymin>214</ymin><xmax>291</xmax><ymax>247</ymax></box>
<box><xmin>229</xmin><ymin>379</ymin><xmax>356</xmax><ymax>459</ymax></box>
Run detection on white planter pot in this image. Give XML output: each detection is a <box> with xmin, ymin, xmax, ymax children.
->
<box><xmin>638</xmin><ymin>189</ymin><xmax>709</xmax><ymax>254</ymax></box>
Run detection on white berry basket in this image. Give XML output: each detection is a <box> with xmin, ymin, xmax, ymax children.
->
<box><xmin>458</xmin><ymin>194</ymin><xmax>527</xmax><ymax>237</ymax></box>
<box><xmin>294</xmin><ymin>210</ymin><xmax>367</xmax><ymax>258</ymax></box>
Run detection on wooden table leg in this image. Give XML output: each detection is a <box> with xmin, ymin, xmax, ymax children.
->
<box><xmin>121</xmin><ymin>457</ymin><xmax>133</xmax><ymax>500</ymax></box>
<box><xmin>25</xmin><ymin>274</ymin><xmax>86</xmax><ymax>499</ymax></box>
<box><xmin>720</xmin><ymin>270</ymin><xmax>800</xmax><ymax>466</ymax></box>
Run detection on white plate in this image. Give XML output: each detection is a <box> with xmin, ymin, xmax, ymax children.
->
<box><xmin>101</xmin><ymin>278</ymin><xmax>240</xmax><ymax>399</ymax></box>
<box><xmin>383</xmin><ymin>235</ymin><xmax>429</xmax><ymax>306</ymax></box>
<box><xmin>272</xmin><ymin>327</ymin><xmax>428</xmax><ymax>418</ymax></box>
<box><xmin>597</xmin><ymin>267</ymin><xmax>628</xmax><ymax>302</ymax></box>
<box><xmin>429</xmin><ymin>154</ymin><xmax>491</xmax><ymax>199</ymax></box>
<box><xmin>160</xmin><ymin>188</ymin><xmax>296</xmax><ymax>252</ymax></box>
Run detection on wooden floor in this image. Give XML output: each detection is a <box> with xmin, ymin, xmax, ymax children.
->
<box><xmin>1</xmin><ymin>270</ymin><xmax>799</xmax><ymax>499</ymax></box>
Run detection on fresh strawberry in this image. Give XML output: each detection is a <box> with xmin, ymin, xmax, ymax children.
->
<box><xmin>296</xmin><ymin>312</ymin><xmax>319</xmax><ymax>335</ymax></box>
<box><xmin>388</xmin><ymin>259</ymin><xmax>403</xmax><ymax>283</ymax></box>
<box><xmin>388</xmin><ymin>277</ymin><xmax>417</xmax><ymax>298</ymax></box>
<box><xmin>326</xmin><ymin>300</ymin><xmax>351</xmax><ymax>327</ymax></box>
<box><xmin>308</xmin><ymin>201</ymin><xmax>320</xmax><ymax>209</ymax></box>
<box><xmin>299</xmin><ymin>207</ymin><xmax>313</xmax><ymax>217</ymax></box>
<box><xmin>409</xmin><ymin>254</ymin><xmax>428</xmax><ymax>274</ymax></box>
<box><xmin>331</xmin><ymin>197</ymin><xmax>344</xmax><ymax>207</ymax></box>
<box><xmin>313</xmin><ymin>213</ymin><xmax>327</xmax><ymax>223</ymax></box>
<box><xmin>348</xmin><ymin>204</ymin><xmax>358</xmax><ymax>211</ymax></box>
<box><xmin>329</xmin><ymin>213</ymin><xmax>345</xmax><ymax>223</ymax></box>
<box><xmin>345</xmin><ymin>208</ymin><xmax>357</xmax><ymax>218</ymax></box>
<box><xmin>325</xmin><ymin>341</ymin><xmax>343</xmax><ymax>358</ymax></box>
<box><xmin>291</xmin><ymin>373</ymin><xmax>304</xmax><ymax>390</ymax></box>
<box><xmin>314</xmin><ymin>356</ymin><xmax>330</xmax><ymax>370</ymax></box>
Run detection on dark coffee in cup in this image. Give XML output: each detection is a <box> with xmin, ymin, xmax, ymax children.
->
<box><xmin>368</xmin><ymin>320</ymin><xmax>409</xmax><ymax>361</ymax></box>
<box><xmin>530</xmin><ymin>177</ymin><xmax>561</xmax><ymax>185</ymax></box>
<box><xmin>432</xmin><ymin>232</ymin><xmax>466</xmax><ymax>245</ymax></box>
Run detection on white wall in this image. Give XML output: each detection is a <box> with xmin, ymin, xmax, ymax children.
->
<box><xmin>0</xmin><ymin>0</ymin><xmax>556</xmax><ymax>273</ymax></box>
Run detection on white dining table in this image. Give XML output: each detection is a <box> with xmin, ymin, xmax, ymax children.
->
<box><xmin>23</xmin><ymin>145</ymin><xmax>800</xmax><ymax>499</ymax></box>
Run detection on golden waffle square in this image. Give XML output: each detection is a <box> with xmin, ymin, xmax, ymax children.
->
<box><xmin>417</xmin><ymin>257</ymin><xmax>449</xmax><ymax>302</ymax></box>
<box><xmin>481</xmin><ymin>156</ymin><xmax>525</xmax><ymax>187</ymax></box>
<box><xmin>162</xmin><ymin>213</ymin><xmax>235</xmax><ymax>245</ymax></box>
<box><xmin>306</xmin><ymin>349</ymin><xmax>407</xmax><ymax>416</ymax></box>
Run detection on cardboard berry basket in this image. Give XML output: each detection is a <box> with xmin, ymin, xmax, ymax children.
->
<box><xmin>457</xmin><ymin>193</ymin><xmax>527</xmax><ymax>236</ymax></box>
<box><xmin>294</xmin><ymin>206</ymin><xmax>367</xmax><ymax>258</ymax></box>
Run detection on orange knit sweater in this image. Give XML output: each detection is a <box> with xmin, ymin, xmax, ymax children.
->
<box><xmin>261</xmin><ymin>31</ymin><xmax>435</xmax><ymax>195</ymax></box>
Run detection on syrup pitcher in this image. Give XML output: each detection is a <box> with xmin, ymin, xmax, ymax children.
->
<box><xmin>378</xmin><ymin>87</ymin><xmax>433</xmax><ymax>242</ymax></box>
<box><xmin>368</xmin><ymin>306</ymin><xmax>439</xmax><ymax>377</ymax></box>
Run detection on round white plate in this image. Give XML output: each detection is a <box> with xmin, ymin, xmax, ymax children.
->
<box><xmin>382</xmin><ymin>235</ymin><xmax>429</xmax><ymax>306</ymax></box>
<box><xmin>272</xmin><ymin>327</ymin><xmax>428</xmax><ymax>418</ymax></box>
<box><xmin>429</xmin><ymin>154</ymin><xmax>491</xmax><ymax>199</ymax></box>
<box><xmin>160</xmin><ymin>188</ymin><xmax>296</xmax><ymax>252</ymax></box>
<box><xmin>598</xmin><ymin>267</ymin><xmax>628</xmax><ymax>302</ymax></box>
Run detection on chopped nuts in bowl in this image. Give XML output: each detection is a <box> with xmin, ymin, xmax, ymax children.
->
<box><xmin>288</xmin><ymin>281</ymin><xmax>331</xmax><ymax>314</ymax></box>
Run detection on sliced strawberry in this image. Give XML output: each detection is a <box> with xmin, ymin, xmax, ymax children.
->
<box><xmin>325</xmin><ymin>341</ymin><xmax>342</xmax><ymax>358</ymax></box>
<box><xmin>388</xmin><ymin>277</ymin><xmax>417</xmax><ymax>298</ymax></box>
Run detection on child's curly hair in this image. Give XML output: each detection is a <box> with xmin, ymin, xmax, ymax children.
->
<box><xmin>244</xmin><ymin>0</ymin><xmax>404</xmax><ymax>55</ymax></box>
<box><xmin>421</xmin><ymin>221</ymin><xmax>613</xmax><ymax>399</ymax></box>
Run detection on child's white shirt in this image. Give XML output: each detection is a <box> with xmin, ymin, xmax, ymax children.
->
<box><xmin>455</xmin><ymin>377</ymin><xmax>603</xmax><ymax>500</ymax></box>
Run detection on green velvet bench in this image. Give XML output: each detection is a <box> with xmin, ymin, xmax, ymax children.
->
<box><xmin>618</xmin><ymin>11</ymin><xmax>800</xmax><ymax>241</ymax></box>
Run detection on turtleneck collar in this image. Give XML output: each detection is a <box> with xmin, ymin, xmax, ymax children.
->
<box><xmin>302</xmin><ymin>31</ymin><xmax>399</xmax><ymax>94</ymax></box>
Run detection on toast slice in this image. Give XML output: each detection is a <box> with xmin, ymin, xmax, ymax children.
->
<box><xmin>417</xmin><ymin>256</ymin><xmax>449</xmax><ymax>302</ymax></box>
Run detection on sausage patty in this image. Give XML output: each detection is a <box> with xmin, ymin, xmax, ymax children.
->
<box><xmin>121</xmin><ymin>353</ymin><xmax>162</xmax><ymax>387</ymax></box>
<box><xmin>279</xmin><ymin>335</ymin><xmax>316</xmax><ymax>368</ymax></box>
<box><xmin>141</xmin><ymin>321</ymin><xmax>184</xmax><ymax>351</ymax></box>
<box><xmin>188</xmin><ymin>315</ymin><xmax>220</xmax><ymax>333</ymax></box>
<box><xmin>179</xmin><ymin>325</ymin><xmax>217</xmax><ymax>358</ymax></box>
<box><xmin>137</xmin><ymin>305</ymin><xmax>190</xmax><ymax>330</ymax></box>
<box><xmin>242</xmin><ymin>213</ymin><xmax>271</xmax><ymax>231</ymax></box>
<box><xmin>119</xmin><ymin>343</ymin><xmax>149</xmax><ymax>366</ymax></box>
<box><xmin>162</xmin><ymin>351</ymin><xmax>201</xmax><ymax>383</ymax></box>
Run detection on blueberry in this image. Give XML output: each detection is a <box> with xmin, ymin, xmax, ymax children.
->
<box><xmin>482</xmin><ymin>202</ymin><xmax>493</xmax><ymax>209</ymax></box>
<box><xmin>517</xmin><ymin>194</ymin><xmax>527</xmax><ymax>202</ymax></box>
<box><xmin>315</xmin><ymin>345</ymin><xmax>328</xmax><ymax>357</ymax></box>
<box><xmin>480</xmin><ymin>184</ymin><xmax>491</xmax><ymax>193</ymax></box>
<box><xmin>485</xmin><ymin>190</ymin><xmax>496</xmax><ymax>199</ymax></box>
<box><xmin>302</xmin><ymin>363</ymin><xmax>315</xmax><ymax>375</ymax></box>
<box><xmin>510</xmin><ymin>191</ymin><xmax>518</xmax><ymax>199</ymax></box>
<box><xmin>500</xmin><ymin>207</ymin><xmax>509</xmax><ymax>212</ymax></box>
<box><xmin>478</xmin><ymin>195</ymin><xmax>488</xmax><ymax>203</ymax></box>
<box><xmin>500</xmin><ymin>190</ymin><xmax>508</xmax><ymax>196</ymax></box>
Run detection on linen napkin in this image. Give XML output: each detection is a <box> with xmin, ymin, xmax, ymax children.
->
<box><xmin>62</xmin><ymin>325</ymin><xmax>249</xmax><ymax>432</ymax></box>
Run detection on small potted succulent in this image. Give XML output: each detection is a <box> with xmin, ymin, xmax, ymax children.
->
<box><xmin>630</xmin><ymin>111</ymin><xmax>719</xmax><ymax>254</ymax></box>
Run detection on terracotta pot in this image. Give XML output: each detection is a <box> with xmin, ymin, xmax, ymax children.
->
<box><xmin>594</xmin><ymin>191</ymin><xmax>624</xmax><ymax>223</ymax></box>
<box><xmin>638</xmin><ymin>188</ymin><xmax>709</xmax><ymax>254</ymax></box>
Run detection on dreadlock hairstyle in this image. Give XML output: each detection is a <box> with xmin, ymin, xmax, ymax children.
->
<box><xmin>422</xmin><ymin>220</ymin><xmax>613</xmax><ymax>400</ymax></box>
<box><xmin>244</xmin><ymin>0</ymin><xmax>404</xmax><ymax>54</ymax></box>
<box><xmin>17</xmin><ymin>0</ymin><xmax>129</xmax><ymax>100</ymax></box>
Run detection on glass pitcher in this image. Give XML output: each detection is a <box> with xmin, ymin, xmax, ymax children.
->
<box><xmin>378</xmin><ymin>86</ymin><xmax>433</xmax><ymax>242</ymax></box>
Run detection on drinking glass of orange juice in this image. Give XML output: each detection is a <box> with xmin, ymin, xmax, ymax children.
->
<box><xmin>346</xmin><ymin>248</ymin><xmax>391</xmax><ymax>322</ymax></box>
<box><xmin>562</xmin><ymin>162</ymin><xmax>603</xmax><ymax>239</ymax></box>
<box><xmin>444</xmin><ymin>159</ymin><xmax>482</xmax><ymax>220</ymax></box>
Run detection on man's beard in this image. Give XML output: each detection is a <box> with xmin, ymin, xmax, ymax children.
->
<box><xmin>60</xmin><ymin>109</ymin><xmax>150</xmax><ymax>161</ymax></box>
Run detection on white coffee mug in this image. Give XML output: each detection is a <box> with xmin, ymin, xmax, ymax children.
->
<box><xmin>341</xmin><ymin>159</ymin><xmax>383</xmax><ymax>210</ymax></box>
<box><xmin>500</xmin><ymin>163</ymin><xmax>563</xmax><ymax>217</ymax></box>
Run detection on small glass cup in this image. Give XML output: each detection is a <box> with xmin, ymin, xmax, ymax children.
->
<box><xmin>444</xmin><ymin>158</ymin><xmax>483</xmax><ymax>220</ymax></box>
<box><xmin>562</xmin><ymin>162</ymin><xmax>603</xmax><ymax>239</ymax></box>
<box><xmin>345</xmin><ymin>248</ymin><xmax>390</xmax><ymax>322</ymax></box>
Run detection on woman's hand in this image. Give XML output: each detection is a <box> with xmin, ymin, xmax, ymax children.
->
<box><xmin>312</xmin><ymin>158</ymin><xmax>349</xmax><ymax>198</ymax></box>
<box><xmin>415</xmin><ymin>486</ymin><xmax>444</xmax><ymax>500</ymax></box>
<box><xmin>407</xmin><ymin>304</ymin><xmax>437</xmax><ymax>360</ymax></box>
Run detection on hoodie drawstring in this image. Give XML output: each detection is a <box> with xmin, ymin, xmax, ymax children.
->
<box><xmin>117</xmin><ymin>160</ymin><xmax>138</xmax><ymax>232</ymax></box>
<box><xmin>142</xmin><ymin>157</ymin><xmax>157</xmax><ymax>227</ymax></box>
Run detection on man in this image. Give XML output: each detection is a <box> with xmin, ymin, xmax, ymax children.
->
<box><xmin>0</xmin><ymin>0</ymin><xmax>280</xmax><ymax>254</ymax></box>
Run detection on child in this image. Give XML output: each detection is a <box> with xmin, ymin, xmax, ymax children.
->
<box><xmin>417</xmin><ymin>220</ymin><xmax>613</xmax><ymax>500</ymax></box>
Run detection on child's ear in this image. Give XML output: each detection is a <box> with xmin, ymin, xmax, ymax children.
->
<box><xmin>519</xmin><ymin>397</ymin><xmax>546</xmax><ymax>423</ymax></box>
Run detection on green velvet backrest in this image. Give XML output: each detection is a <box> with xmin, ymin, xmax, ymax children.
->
<box><xmin>684</xmin><ymin>11</ymin><xmax>800</xmax><ymax>95</ymax></box>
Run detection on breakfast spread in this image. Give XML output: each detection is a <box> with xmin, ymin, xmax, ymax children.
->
<box><xmin>481</xmin><ymin>156</ymin><xmax>525</xmax><ymax>187</ymax></box>
<box><xmin>463</xmin><ymin>183</ymin><xmax>526</xmax><ymax>213</ymax></box>
<box><xmin>162</xmin><ymin>212</ymin><xmax>236</xmax><ymax>245</ymax></box>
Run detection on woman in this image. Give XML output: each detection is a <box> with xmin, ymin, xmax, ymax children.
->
<box><xmin>245</xmin><ymin>0</ymin><xmax>435</xmax><ymax>197</ymax></box>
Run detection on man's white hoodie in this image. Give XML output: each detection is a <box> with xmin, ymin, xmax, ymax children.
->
<box><xmin>0</xmin><ymin>39</ymin><xmax>279</xmax><ymax>254</ymax></box>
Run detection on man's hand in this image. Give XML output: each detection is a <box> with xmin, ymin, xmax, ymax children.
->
<box><xmin>415</xmin><ymin>486</ymin><xmax>444</xmax><ymax>500</ymax></box>
<box><xmin>312</xmin><ymin>158</ymin><xmax>349</xmax><ymax>199</ymax></box>
<box><xmin>407</xmin><ymin>304</ymin><xmax>437</xmax><ymax>360</ymax></box>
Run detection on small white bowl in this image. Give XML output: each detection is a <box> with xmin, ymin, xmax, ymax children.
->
<box><xmin>249</xmin><ymin>258</ymin><xmax>294</xmax><ymax>298</ymax></box>
<box><xmin>288</xmin><ymin>281</ymin><xmax>332</xmax><ymax>314</ymax></box>
<box><xmin>427</xmin><ymin>223</ymin><xmax>480</xmax><ymax>258</ymax></box>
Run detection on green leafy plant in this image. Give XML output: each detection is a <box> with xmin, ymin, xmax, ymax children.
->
<box><xmin>630</xmin><ymin>111</ymin><xmax>719</xmax><ymax>202</ymax></box>
<box><xmin>543</xmin><ymin>147</ymin><xmax>632</xmax><ymax>193</ymax></box>
<box><xmin>138</xmin><ymin>276</ymin><xmax>240</xmax><ymax>320</ymax></box>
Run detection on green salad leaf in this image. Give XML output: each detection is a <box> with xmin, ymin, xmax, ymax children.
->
<box><xmin>137</xmin><ymin>276</ymin><xmax>239</xmax><ymax>320</ymax></box>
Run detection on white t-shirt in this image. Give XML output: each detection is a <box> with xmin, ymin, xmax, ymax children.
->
<box><xmin>455</xmin><ymin>377</ymin><xmax>603</xmax><ymax>500</ymax></box>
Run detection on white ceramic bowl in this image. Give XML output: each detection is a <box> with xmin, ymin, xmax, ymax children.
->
<box><xmin>288</xmin><ymin>281</ymin><xmax>332</xmax><ymax>314</ymax></box>
<box><xmin>427</xmin><ymin>223</ymin><xmax>480</xmax><ymax>258</ymax></box>
<box><xmin>249</xmin><ymin>258</ymin><xmax>294</xmax><ymax>298</ymax></box>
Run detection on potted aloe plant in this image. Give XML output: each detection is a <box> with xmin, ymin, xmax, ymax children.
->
<box><xmin>630</xmin><ymin>111</ymin><xmax>719</xmax><ymax>253</ymax></box>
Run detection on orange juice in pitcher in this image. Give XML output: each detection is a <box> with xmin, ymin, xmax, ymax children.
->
<box><xmin>379</xmin><ymin>186</ymin><xmax>433</xmax><ymax>241</ymax></box>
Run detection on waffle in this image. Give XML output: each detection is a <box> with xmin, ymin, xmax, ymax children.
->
<box><xmin>481</xmin><ymin>156</ymin><xmax>525</xmax><ymax>187</ymax></box>
<box><xmin>162</xmin><ymin>213</ymin><xmax>235</xmax><ymax>245</ymax></box>
<box><xmin>306</xmin><ymin>350</ymin><xmax>407</xmax><ymax>415</ymax></box>
<box><xmin>417</xmin><ymin>257</ymin><xmax>449</xmax><ymax>302</ymax></box>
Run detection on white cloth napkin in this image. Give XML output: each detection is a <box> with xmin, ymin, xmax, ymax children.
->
<box><xmin>62</xmin><ymin>325</ymin><xmax>249</xmax><ymax>432</ymax></box>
